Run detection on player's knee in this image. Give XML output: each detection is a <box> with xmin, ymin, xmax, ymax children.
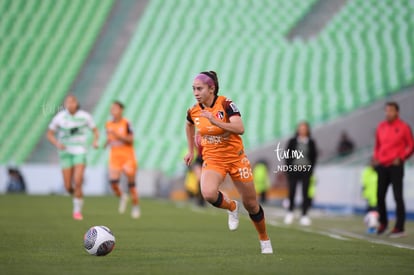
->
<box><xmin>201</xmin><ymin>189</ymin><xmax>217</xmax><ymax>203</ymax></box>
<box><xmin>243</xmin><ymin>199</ymin><xmax>258</xmax><ymax>213</ymax></box>
<box><xmin>74</xmin><ymin>181</ymin><xmax>82</xmax><ymax>189</ymax></box>
<box><xmin>65</xmin><ymin>186</ymin><xmax>74</xmax><ymax>194</ymax></box>
<box><xmin>110</xmin><ymin>179</ymin><xmax>119</xmax><ymax>185</ymax></box>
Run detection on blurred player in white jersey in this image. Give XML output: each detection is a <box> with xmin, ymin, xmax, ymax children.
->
<box><xmin>47</xmin><ymin>95</ymin><xmax>99</xmax><ymax>220</ymax></box>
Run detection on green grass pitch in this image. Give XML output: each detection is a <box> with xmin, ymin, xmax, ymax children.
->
<box><xmin>1</xmin><ymin>195</ymin><xmax>413</xmax><ymax>275</ymax></box>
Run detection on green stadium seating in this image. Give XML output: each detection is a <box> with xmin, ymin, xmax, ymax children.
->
<box><xmin>2</xmin><ymin>0</ymin><xmax>413</xmax><ymax>176</ymax></box>
<box><xmin>0</xmin><ymin>0</ymin><xmax>114</xmax><ymax>164</ymax></box>
<box><xmin>88</xmin><ymin>0</ymin><xmax>318</xmax><ymax>174</ymax></box>
<box><xmin>89</xmin><ymin>0</ymin><xmax>414</xmax><ymax>175</ymax></box>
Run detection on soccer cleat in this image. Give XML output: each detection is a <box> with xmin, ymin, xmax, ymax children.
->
<box><xmin>299</xmin><ymin>216</ymin><xmax>312</xmax><ymax>226</ymax></box>
<box><xmin>131</xmin><ymin>205</ymin><xmax>141</xmax><ymax>219</ymax></box>
<box><xmin>118</xmin><ymin>193</ymin><xmax>129</xmax><ymax>214</ymax></box>
<box><xmin>376</xmin><ymin>223</ymin><xmax>387</xmax><ymax>235</ymax></box>
<box><xmin>73</xmin><ymin>212</ymin><xmax>83</xmax><ymax>221</ymax></box>
<box><xmin>260</xmin><ymin>239</ymin><xmax>274</xmax><ymax>254</ymax></box>
<box><xmin>227</xmin><ymin>201</ymin><xmax>239</xmax><ymax>231</ymax></box>
<box><xmin>388</xmin><ymin>228</ymin><xmax>406</xmax><ymax>238</ymax></box>
<box><xmin>284</xmin><ymin>212</ymin><xmax>294</xmax><ymax>225</ymax></box>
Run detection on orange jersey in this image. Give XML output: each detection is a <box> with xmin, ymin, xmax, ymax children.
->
<box><xmin>106</xmin><ymin>118</ymin><xmax>135</xmax><ymax>158</ymax></box>
<box><xmin>187</xmin><ymin>96</ymin><xmax>245</xmax><ymax>163</ymax></box>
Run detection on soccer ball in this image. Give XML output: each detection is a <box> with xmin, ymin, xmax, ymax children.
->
<box><xmin>83</xmin><ymin>226</ymin><xmax>115</xmax><ymax>256</ymax></box>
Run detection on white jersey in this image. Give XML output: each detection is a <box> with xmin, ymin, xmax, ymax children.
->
<box><xmin>48</xmin><ymin>110</ymin><xmax>96</xmax><ymax>155</ymax></box>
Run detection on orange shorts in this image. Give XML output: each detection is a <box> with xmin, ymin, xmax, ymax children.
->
<box><xmin>109</xmin><ymin>154</ymin><xmax>138</xmax><ymax>176</ymax></box>
<box><xmin>202</xmin><ymin>155</ymin><xmax>253</xmax><ymax>183</ymax></box>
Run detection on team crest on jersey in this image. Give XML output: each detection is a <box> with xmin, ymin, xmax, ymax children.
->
<box><xmin>216</xmin><ymin>111</ymin><xmax>224</xmax><ymax>120</ymax></box>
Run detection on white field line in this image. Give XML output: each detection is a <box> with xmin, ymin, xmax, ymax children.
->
<box><xmin>267</xmin><ymin>220</ymin><xmax>350</xmax><ymax>241</ymax></box>
<box><xmin>188</xmin><ymin>204</ymin><xmax>414</xmax><ymax>250</ymax></box>
<box><xmin>330</xmin><ymin>229</ymin><xmax>414</xmax><ymax>251</ymax></box>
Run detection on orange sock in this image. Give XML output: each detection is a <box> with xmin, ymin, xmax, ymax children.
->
<box><xmin>252</xmin><ymin>218</ymin><xmax>269</xmax><ymax>241</ymax></box>
<box><xmin>212</xmin><ymin>191</ymin><xmax>236</xmax><ymax>211</ymax></box>
<box><xmin>110</xmin><ymin>180</ymin><xmax>122</xmax><ymax>197</ymax></box>
<box><xmin>249</xmin><ymin>206</ymin><xmax>269</xmax><ymax>241</ymax></box>
<box><xmin>128</xmin><ymin>183</ymin><xmax>139</xmax><ymax>205</ymax></box>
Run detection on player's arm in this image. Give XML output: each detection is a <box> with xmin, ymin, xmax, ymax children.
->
<box><xmin>184</xmin><ymin>121</ymin><xmax>196</xmax><ymax>166</ymax></box>
<box><xmin>46</xmin><ymin>129</ymin><xmax>65</xmax><ymax>150</ymax></box>
<box><xmin>120</xmin><ymin>132</ymin><xmax>134</xmax><ymax>144</ymax></box>
<box><xmin>92</xmin><ymin>127</ymin><xmax>99</xmax><ymax>149</ymax></box>
<box><xmin>200</xmin><ymin>111</ymin><xmax>244</xmax><ymax>135</ymax></box>
<box><xmin>86</xmin><ymin>114</ymin><xmax>99</xmax><ymax>148</ymax></box>
<box><xmin>108</xmin><ymin>130</ymin><xmax>133</xmax><ymax>144</ymax></box>
<box><xmin>107</xmin><ymin>122</ymin><xmax>134</xmax><ymax>145</ymax></box>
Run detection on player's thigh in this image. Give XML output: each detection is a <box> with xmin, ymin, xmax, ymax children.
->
<box><xmin>109</xmin><ymin>169</ymin><xmax>122</xmax><ymax>181</ymax></box>
<box><xmin>61</xmin><ymin>167</ymin><xmax>74</xmax><ymax>187</ymax></box>
<box><xmin>230</xmin><ymin>156</ymin><xmax>259</xmax><ymax>212</ymax></box>
<box><xmin>122</xmin><ymin>158</ymin><xmax>137</xmax><ymax>182</ymax></box>
<box><xmin>73</xmin><ymin>164</ymin><xmax>86</xmax><ymax>185</ymax></box>
<box><xmin>229</xmin><ymin>156</ymin><xmax>254</xmax><ymax>183</ymax></box>
<box><xmin>200</xmin><ymin>167</ymin><xmax>224</xmax><ymax>199</ymax></box>
<box><xmin>59</xmin><ymin>151</ymin><xmax>74</xmax><ymax>170</ymax></box>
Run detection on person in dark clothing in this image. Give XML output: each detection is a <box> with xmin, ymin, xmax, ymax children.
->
<box><xmin>7</xmin><ymin>167</ymin><xmax>26</xmax><ymax>193</ymax></box>
<box><xmin>284</xmin><ymin>121</ymin><xmax>318</xmax><ymax>226</ymax></box>
<box><xmin>374</xmin><ymin>102</ymin><xmax>414</xmax><ymax>237</ymax></box>
<box><xmin>188</xmin><ymin>133</ymin><xmax>205</xmax><ymax>207</ymax></box>
<box><xmin>337</xmin><ymin>131</ymin><xmax>355</xmax><ymax>157</ymax></box>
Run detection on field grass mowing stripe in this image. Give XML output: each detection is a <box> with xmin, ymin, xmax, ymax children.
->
<box><xmin>267</xmin><ymin>220</ymin><xmax>351</xmax><ymax>241</ymax></box>
<box><xmin>187</xmin><ymin>204</ymin><xmax>353</xmax><ymax>242</ymax></box>
<box><xmin>330</xmin><ymin>229</ymin><xmax>414</xmax><ymax>250</ymax></box>
<box><xmin>267</xmin><ymin>217</ymin><xmax>414</xmax><ymax>250</ymax></box>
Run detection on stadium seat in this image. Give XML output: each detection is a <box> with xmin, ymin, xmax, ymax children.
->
<box><xmin>89</xmin><ymin>0</ymin><xmax>414</xmax><ymax>174</ymax></box>
<box><xmin>3</xmin><ymin>0</ymin><xmax>414</xmax><ymax>176</ymax></box>
<box><xmin>0</xmin><ymin>0</ymin><xmax>114</xmax><ymax>164</ymax></box>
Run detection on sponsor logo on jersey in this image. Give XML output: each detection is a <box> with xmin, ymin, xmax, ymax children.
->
<box><xmin>202</xmin><ymin>135</ymin><xmax>224</xmax><ymax>145</ymax></box>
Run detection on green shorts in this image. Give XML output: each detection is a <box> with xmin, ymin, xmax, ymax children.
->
<box><xmin>59</xmin><ymin>152</ymin><xmax>87</xmax><ymax>169</ymax></box>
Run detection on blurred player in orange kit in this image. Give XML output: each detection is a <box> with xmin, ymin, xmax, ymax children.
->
<box><xmin>106</xmin><ymin>101</ymin><xmax>140</xmax><ymax>219</ymax></box>
<box><xmin>184</xmin><ymin>71</ymin><xmax>273</xmax><ymax>254</ymax></box>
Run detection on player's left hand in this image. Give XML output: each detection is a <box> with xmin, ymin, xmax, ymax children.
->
<box><xmin>184</xmin><ymin>152</ymin><xmax>194</xmax><ymax>166</ymax></box>
<box><xmin>92</xmin><ymin>140</ymin><xmax>99</xmax><ymax>149</ymax></box>
<box><xmin>200</xmin><ymin>110</ymin><xmax>214</xmax><ymax>121</ymax></box>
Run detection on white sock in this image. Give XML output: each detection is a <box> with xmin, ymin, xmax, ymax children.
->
<box><xmin>73</xmin><ymin>198</ymin><xmax>84</xmax><ymax>213</ymax></box>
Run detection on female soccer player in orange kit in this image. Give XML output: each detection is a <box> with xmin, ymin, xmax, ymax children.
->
<box><xmin>106</xmin><ymin>101</ymin><xmax>140</xmax><ymax>219</ymax></box>
<box><xmin>184</xmin><ymin>71</ymin><xmax>273</xmax><ymax>254</ymax></box>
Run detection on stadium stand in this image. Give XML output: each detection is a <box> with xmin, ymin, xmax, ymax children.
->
<box><xmin>1</xmin><ymin>0</ymin><xmax>413</xmax><ymax>176</ymax></box>
<box><xmin>88</xmin><ymin>0</ymin><xmax>414</xmax><ymax>175</ymax></box>
<box><xmin>0</xmin><ymin>0</ymin><xmax>114</xmax><ymax>164</ymax></box>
